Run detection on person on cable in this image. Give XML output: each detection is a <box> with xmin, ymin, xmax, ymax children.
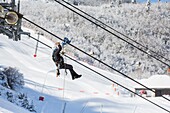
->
<box><xmin>52</xmin><ymin>41</ymin><xmax>82</xmax><ymax>80</ymax></box>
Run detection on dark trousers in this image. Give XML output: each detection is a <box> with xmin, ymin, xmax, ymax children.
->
<box><xmin>57</xmin><ymin>63</ymin><xmax>79</xmax><ymax>79</ymax></box>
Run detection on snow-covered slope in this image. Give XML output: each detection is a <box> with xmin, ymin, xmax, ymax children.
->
<box><xmin>0</xmin><ymin>98</ymin><xmax>31</xmax><ymax>113</ymax></box>
<box><xmin>0</xmin><ymin>29</ymin><xmax>170</xmax><ymax>113</ymax></box>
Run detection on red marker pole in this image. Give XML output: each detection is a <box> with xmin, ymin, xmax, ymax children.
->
<box><xmin>34</xmin><ymin>33</ymin><xmax>40</xmax><ymax>57</ymax></box>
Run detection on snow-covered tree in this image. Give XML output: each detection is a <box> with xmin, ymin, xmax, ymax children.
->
<box><xmin>0</xmin><ymin>70</ymin><xmax>9</xmax><ymax>88</ymax></box>
<box><xmin>21</xmin><ymin>0</ymin><xmax>170</xmax><ymax>78</ymax></box>
<box><xmin>2</xmin><ymin>66</ymin><xmax>24</xmax><ymax>91</ymax></box>
<box><xmin>0</xmin><ymin>66</ymin><xmax>36</xmax><ymax>112</ymax></box>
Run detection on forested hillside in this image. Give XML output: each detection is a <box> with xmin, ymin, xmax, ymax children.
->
<box><xmin>21</xmin><ymin>0</ymin><xmax>170</xmax><ymax>79</ymax></box>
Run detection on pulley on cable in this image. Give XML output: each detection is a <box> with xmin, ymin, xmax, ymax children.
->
<box><xmin>62</xmin><ymin>37</ymin><xmax>72</xmax><ymax>47</ymax></box>
<box><xmin>0</xmin><ymin>5</ymin><xmax>20</xmax><ymax>25</ymax></box>
<box><xmin>0</xmin><ymin>0</ymin><xmax>30</xmax><ymax>41</ymax></box>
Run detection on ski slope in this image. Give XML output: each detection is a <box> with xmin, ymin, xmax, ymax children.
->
<box><xmin>0</xmin><ymin>28</ymin><xmax>170</xmax><ymax>113</ymax></box>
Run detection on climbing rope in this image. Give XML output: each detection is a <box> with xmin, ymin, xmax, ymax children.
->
<box><xmin>80</xmin><ymin>100</ymin><xmax>89</xmax><ymax>113</ymax></box>
<box><xmin>28</xmin><ymin>35</ymin><xmax>170</xmax><ymax>112</ymax></box>
<box><xmin>40</xmin><ymin>69</ymin><xmax>56</xmax><ymax>98</ymax></box>
<box><xmin>62</xmin><ymin>48</ymin><xmax>67</xmax><ymax>100</ymax></box>
<box><xmin>62</xmin><ymin>44</ymin><xmax>68</xmax><ymax>113</ymax></box>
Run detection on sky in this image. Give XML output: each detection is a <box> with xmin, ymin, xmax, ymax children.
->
<box><xmin>0</xmin><ymin>27</ymin><xmax>170</xmax><ymax>113</ymax></box>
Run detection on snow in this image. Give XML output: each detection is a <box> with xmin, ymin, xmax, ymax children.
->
<box><xmin>20</xmin><ymin>0</ymin><xmax>170</xmax><ymax>77</ymax></box>
<box><xmin>0</xmin><ymin>28</ymin><xmax>170</xmax><ymax>113</ymax></box>
<box><xmin>0</xmin><ymin>98</ymin><xmax>31</xmax><ymax>113</ymax></box>
<box><xmin>135</xmin><ymin>75</ymin><xmax>170</xmax><ymax>88</ymax></box>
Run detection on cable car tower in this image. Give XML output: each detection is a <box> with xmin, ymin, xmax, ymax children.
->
<box><xmin>0</xmin><ymin>0</ymin><xmax>29</xmax><ymax>41</ymax></box>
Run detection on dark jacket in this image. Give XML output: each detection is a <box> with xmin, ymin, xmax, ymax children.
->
<box><xmin>52</xmin><ymin>44</ymin><xmax>63</xmax><ymax>63</ymax></box>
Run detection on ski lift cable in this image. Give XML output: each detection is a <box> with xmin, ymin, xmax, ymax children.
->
<box><xmin>28</xmin><ymin>35</ymin><xmax>170</xmax><ymax>113</ymax></box>
<box><xmin>2</xmin><ymin>2</ymin><xmax>169</xmax><ymax>66</ymax></box>
<box><xmin>2</xmin><ymin>4</ymin><xmax>170</xmax><ymax>102</ymax></box>
<box><xmin>54</xmin><ymin>0</ymin><xmax>170</xmax><ymax>68</ymax></box>
<box><xmin>61</xmin><ymin>0</ymin><xmax>170</xmax><ymax>63</ymax></box>
<box><xmin>65</xmin><ymin>55</ymin><xmax>170</xmax><ymax>113</ymax></box>
<box><xmin>24</xmin><ymin>18</ymin><xmax>170</xmax><ymax>103</ymax></box>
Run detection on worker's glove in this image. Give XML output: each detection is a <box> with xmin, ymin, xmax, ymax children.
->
<box><xmin>61</xmin><ymin>51</ymin><xmax>65</xmax><ymax>55</ymax></box>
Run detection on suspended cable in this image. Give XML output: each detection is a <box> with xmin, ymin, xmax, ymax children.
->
<box><xmin>28</xmin><ymin>35</ymin><xmax>170</xmax><ymax>113</ymax></box>
<box><xmin>65</xmin><ymin>55</ymin><xmax>170</xmax><ymax>113</ymax></box>
<box><xmin>61</xmin><ymin>0</ymin><xmax>170</xmax><ymax>63</ymax></box>
<box><xmin>3</xmin><ymin>3</ymin><xmax>170</xmax><ymax>102</ymax></box>
<box><xmin>3</xmin><ymin>5</ymin><xmax>170</xmax><ymax>103</ymax></box>
<box><xmin>29</xmin><ymin>35</ymin><xmax>52</xmax><ymax>49</ymax></box>
<box><xmin>54</xmin><ymin>0</ymin><xmax>170</xmax><ymax>68</ymax></box>
<box><xmin>24</xmin><ymin>17</ymin><xmax>170</xmax><ymax>102</ymax></box>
